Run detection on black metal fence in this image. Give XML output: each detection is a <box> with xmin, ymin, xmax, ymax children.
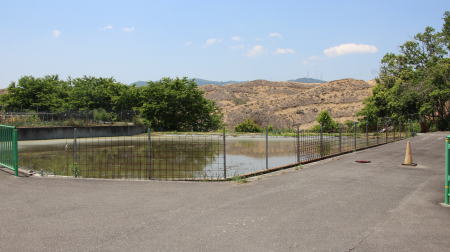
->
<box><xmin>0</xmin><ymin>111</ymin><xmax>138</xmax><ymax>127</ymax></box>
<box><xmin>18</xmin><ymin>121</ymin><xmax>412</xmax><ymax>180</ymax></box>
<box><xmin>19</xmin><ymin>130</ymin><xmax>225</xmax><ymax>180</ymax></box>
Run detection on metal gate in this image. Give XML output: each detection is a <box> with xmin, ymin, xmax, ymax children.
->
<box><xmin>0</xmin><ymin>125</ymin><xmax>19</xmax><ymax>176</ymax></box>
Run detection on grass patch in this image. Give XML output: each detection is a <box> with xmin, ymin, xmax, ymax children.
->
<box><xmin>230</xmin><ymin>175</ymin><xmax>248</xmax><ymax>184</ymax></box>
<box><xmin>294</xmin><ymin>165</ymin><xmax>304</xmax><ymax>171</ymax></box>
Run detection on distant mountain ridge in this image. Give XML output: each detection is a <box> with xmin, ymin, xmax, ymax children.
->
<box><xmin>130</xmin><ymin>81</ymin><xmax>148</xmax><ymax>86</ymax></box>
<box><xmin>200</xmin><ymin>78</ymin><xmax>375</xmax><ymax>129</ymax></box>
<box><xmin>288</xmin><ymin>77</ymin><xmax>326</xmax><ymax>83</ymax></box>
<box><xmin>131</xmin><ymin>77</ymin><xmax>325</xmax><ymax>86</ymax></box>
<box><xmin>193</xmin><ymin>78</ymin><xmax>244</xmax><ymax>86</ymax></box>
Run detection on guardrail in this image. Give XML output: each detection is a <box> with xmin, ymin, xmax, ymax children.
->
<box><xmin>0</xmin><ymin>125</ymin><xmax>19</xmax><ymax>176</ymax></box>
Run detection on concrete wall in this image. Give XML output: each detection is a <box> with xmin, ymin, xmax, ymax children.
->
<box><xmin>18</xmin><ymin>126</ymin><xmax>146</xmax><ymax>140</ymax></box>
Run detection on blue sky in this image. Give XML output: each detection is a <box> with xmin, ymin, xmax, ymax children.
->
<box><xmin>0</xmin><ymin>0</ymin><xmax>449</xmax><ymax>87</ymax></box>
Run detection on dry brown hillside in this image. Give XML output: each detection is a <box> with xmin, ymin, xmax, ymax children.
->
<box><xmin>200</xmin><ymin>78</ymin><xmax>376</xmax><ymax>129</ymax></box>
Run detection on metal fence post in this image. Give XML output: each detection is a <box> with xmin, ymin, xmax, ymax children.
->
<box><xmin>393</xmin><ymin>123</ymin><xmax>396</xmax><ymax>141</ymax></box>
<box><xmin>12</xmin><ymin>128</ymin><xmax>18</xmax><ymax>176</ymax></box>
<box><xmin>223</xmin><ymin>128</ymin><xmax>227</xmax><ymax>179</ymax></box>
<box><xmin>445</xmin><ymin>135</ymin><xmax>450</xmax><ymax>205</ymax></box>
<box><xmin>366</xmin><ymin>122</ymin><xmax>369</xmax><ymax>147</ymax></box>
<box><xmin>376</xmin><ymin>120</ymin><xmax>379</xmax><ymax>145</ymax></box>
<box><xmin>354</xmin><ymin>122</ymin><xmax>357</xmax><ymax>150</ymax></box>
<box><xmin>265</xmin><ymin>127</ymin><xmax>269</xmax><ymax>169</ymax></box>
<box><xmin>72</xmin><ymin>127</ymin><xmax>78</xmax><ymax>177</ymax></box>
<box><xmin>339</xmin><ymin>125</ymin><xmax>342</xmax><ymax>153</ymax></box>
<box><xmin>399</xmin><ymin>123</ymin><xmax>402</xmax><ymax>139</ymax></box>
<box><xmin>408</xmin><ymin>119</ymin><xmax>412</xmax><ymax>137</ymax></box>
<box><xmin>385</xmin><ymin>124</ymin><xmax>388</xmax><ymax>143</ymax></box>
<box><xmin>320</xmin><ymin>124</ymin><xmax>324</xmax><ymax>157</ymax></box>
<box><xmin>296</xmin><ymin>127</ymin><xmax>300</xmax><ymax>163</ymax></box>
<box><xmin>73</xmin><ymin>128</ymin><xmax>77</xmax><ymax>164</ymax></box>
<box><xmin>147</xmin><ymin>128</ymin><xmax>152</xmax><ymax>179</ymax></box>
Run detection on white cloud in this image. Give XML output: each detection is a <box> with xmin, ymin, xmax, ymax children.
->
<box><xmin>102</xmin><ymin>25</ymin><xmax>113</xmax><ymax>31</ymax></box>
<box><xmin>185</xmin><ymin>41</ymin><xmax>193</xmax><ymax>46</ymax></box>
<box><xmin>246</xmin><ymin>45</ymin><xmax>265</xmax><ymax>57</ymax></box>
<box><xmin>269</xmin><ymin>32</ymin><xmax>282</xmax><ymax>38</ymax></box>
<box><xmin>52</xmin><ymin>29</ymin><xmax>61</xmax><ymax>38</ymax></box>
<box><xmin>323</xmin><ymin>43</ymin><xmax>378</xmax><ymax>57</ymax></box>
<box><xmin>274</xmin><ymin>48</ymin><xmax>296</xmax><ymax>55</ymax></box>
<box><xmin>231</xmin><ymin>36</ymin><xmax>241</xmax><ymax>41</ymax></box>
<box><xmin>122</xmin><ymin>26</ymin><xmax>135</xmax><ymax>32</ymax></box>
<box><xmin>204</xmin><ymin>38</ymin><xmax>222</xmax><ymax>47</ymax></box>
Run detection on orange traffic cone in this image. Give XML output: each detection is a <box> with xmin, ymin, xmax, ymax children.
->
<box><xmin>402</xmin><ymin>141</ymin><xmax>417</xmax><ymax>166</ymax></box>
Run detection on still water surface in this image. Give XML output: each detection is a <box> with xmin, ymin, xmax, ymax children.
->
<box><xmin>19</xmin><ymin>134</ymin><xmax>376</xmax><ymax>179</ymax></box>
<box><xmin>19</xmin><ymin>136</ymin><xmax>299</xmax><ymax>179</ymax></box>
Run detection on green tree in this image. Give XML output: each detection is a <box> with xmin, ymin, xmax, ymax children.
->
<box><xmin>443</xmin><ymin>11</ymin><xmax>450</xmax><ymax>50</ymax></box>
<box><xmin>315</xmin><ymin>110</ymin><xmax>338</xmax><ymax>132</ymax></box>
<box><xmin>114</xmin><ymin>84</ymin><xmax>145</xmax><ymax>112</ymax></box>
<box><xmin>140</xmin><ymin>77</ymin><xmax>222</xmax><ymax>131</ymax></box>
<box><xmin>66</xmin><ymin>76</ymin><xmax>129</xmax><ymax>113</ymax></box>
<box><xmin>1</xmin><ymin>75</ymin><xmax>69</xmax><ymax>112</ymax></box>
<box><xmin>359</xmin><ymin>12</ymin><xmax>450</xmax><ymax>131</ymax></box>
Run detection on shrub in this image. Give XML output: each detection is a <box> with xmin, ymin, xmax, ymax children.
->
<box><xmin>344</xmin><ymin>120</ymin><xmax>355</xmax><ymax>129</ymax></box>
<box><xmin>132</xmin><ymin>116</ymin><xmax>145</xmax><ymax>126</ymax></box>
<box><xmin>316</xmin><ymin>110</ymin><xmax>338</xmax><ymax>132</ymax></box>
<box><xmin>235</xmin><ymin>119</ymin><xmax>262</xmax><ymax>133</ymax></box>
<box><xmin>63</xmin><ymin>118</ymin><xmax>85</xmax><ymax>127</ymax></box>
<box><xmin>310</xmin><ymin>124</ymin><xmax>322</xmax><ymax>132</ymax></box>
<box><xmin>93</xmin><ymin>108</ymin><xmax>112</xmax><ymax>122</ymax></box>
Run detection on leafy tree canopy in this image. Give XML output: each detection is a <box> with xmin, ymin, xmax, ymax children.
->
<box><xmin>0</xmin><ymin>76</ymin><xmax>223</xmax><ymax>131</ymax></box>
<box><xmin>1</xmin><ymin>75</ymin><xmax>68</xmax><ymax>112</ymax></box>
<box><xmin>140</xmin><ymin>77</ymin><xmax>222</xmax><ymax>131</ymax></box>
<box><xmin>359</xmin><ymin>12</ymin><xmax>450</xmax><ymax>131</ymax></box>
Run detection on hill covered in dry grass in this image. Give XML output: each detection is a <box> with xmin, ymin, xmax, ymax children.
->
<box><xmin>200</xmin><ymin>78</ymin><xmax>375</xmax><ymax>129</ymax></box>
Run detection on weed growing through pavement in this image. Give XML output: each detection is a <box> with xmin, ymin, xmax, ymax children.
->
<box><xmin>231</xmin><ymin>175</ymin><xmax>248</xmax><ymax>184</ymax></box>
<box><xmin>295</xmin><ymin>165</ymin><xmax>304</xmax><ymax>171</ymax></box>
<box><xmin>70</xmin><ymin>163</ymin><xmax>80</xmax><ymax>178</ymax></box>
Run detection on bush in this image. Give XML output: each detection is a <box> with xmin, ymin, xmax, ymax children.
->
<box><xmin>235</xmin><ymin>119</ymin><xmax>262</xmax><ymax>133</ymax></box>
<box><xmin>62</xmin><ymin>118</ymin><xmax>85</xmax><ymax>127</ymax></box>
<box><xmin>316</xmin><ymin>110</ymin><xmax>338</xmax><ymax>132</ymax></box>
<box><xmin>344</xmin><ymin>120</ymin><xmax>355</xmax><ymax>129</ymax></box>
<box><xmin>310</xmin><ymin>124</ymin><xmax>322</xmax><ymax>132</ymax></box>
<box><xmin>93</xmin><ymin>108</ymin><xmax>112</xmax><ymax>122</ymax></box>
<box><xmin>132</xmin><ymin>116</ymin><xmax>145</xmax><ymax>126</ymax></box>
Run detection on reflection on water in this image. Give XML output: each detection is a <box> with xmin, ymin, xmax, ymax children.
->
<box><xmin>19</xmin><ymin>134</ymin><xmax>387</xmax><ymax>179</ymax></box>
<box><xmin>20</xmin><ymin>137</ymin><xmax>223</xmax><ymax>179</ymax></box>
<box><xmin>225</xmin><ymin>138</ymin><xmax>297</xmax><ymax>176</ymax></box>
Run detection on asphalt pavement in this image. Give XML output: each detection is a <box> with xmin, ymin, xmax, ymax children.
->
<box><xmin>1</xmin><ymin>132</ymin><xmax>449</xmax><ymax>251</ymax></box>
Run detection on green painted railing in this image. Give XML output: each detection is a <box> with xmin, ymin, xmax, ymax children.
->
<box><xmin>445</xmin><ymin>135</ymin><xmax>450</xmax><ymax>205</ymax></box>
<box><xmin>0</xmin><ymin>125</ymin><xmax>18</xmax><ymax>176</ymax></box>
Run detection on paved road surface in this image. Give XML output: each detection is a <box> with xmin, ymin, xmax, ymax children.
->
<box><xmin>1</xmin><ymin>132</ymin><xmax>449</xmax><ymax>251</ymax></box>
